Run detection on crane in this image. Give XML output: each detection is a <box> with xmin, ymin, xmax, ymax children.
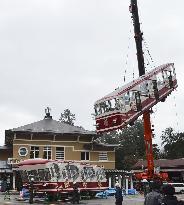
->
<box><xmin>94</xmin><ymin>0</ymin><xmax>177</xmax><ymax>181</ymax></box>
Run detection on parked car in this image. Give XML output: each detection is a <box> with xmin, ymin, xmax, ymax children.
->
<box><xmin>168</xmin><ymin>183</ymin><xmax>184</xmax><ymax>194</ymax></box>
<box><xmin>127</xmin><ymin>188</ymin><xmax>137</xmax><ymax>195</ymax></box>
<box><xmin>106</xmin><ymin>188</ymin><xmax>116</xmax><ymax>196</ymax></box>
<box><xmin>95</xmin><ymin>187</ymin><xmax>116</xmax><ymax>198</ymax></box>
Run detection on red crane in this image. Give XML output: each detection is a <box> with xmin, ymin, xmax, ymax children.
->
<box><xmin>94</xmin><ymin>0</ymin><xmax>177</xmax><ymax>181</ymax></box>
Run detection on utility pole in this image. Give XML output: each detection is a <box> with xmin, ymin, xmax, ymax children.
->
<box><xmin>130</xmin><ymin>0</ymin><xmax>154</xmax><ymax>179</ymax></box>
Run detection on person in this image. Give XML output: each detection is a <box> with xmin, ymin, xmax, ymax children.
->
<box><xmin>161</xmin><ymin>184</ymin><xmax>184</xmax><ymax>205</ymax></box>
<box><xmin>144</xmin><ymin>180</ymin><xmax>162</xmax><ymax>205</ymax></box>
<box><xmin>115</xmin><ymin>183</ymin><xmax>123</xmax><ymax>205</ymax></box>
<box><xmin>72</xmin><ymin>182</ymin><xmax>80</xmax><ymax>204</ymax></box>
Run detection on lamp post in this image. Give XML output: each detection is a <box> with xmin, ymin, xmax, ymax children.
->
<box><xmin>29</xmin><ymin>175</ymin><xmax>34</xmax><ymax>204</ymax></box>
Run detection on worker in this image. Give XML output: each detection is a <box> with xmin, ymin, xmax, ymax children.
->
<box><xmin>72</xmin><ymin>182</ymin><xmax>80</xmax><ymax>204</ymax></box>
<box><xmin>115</xmin><ymin>183</ymin><xmax>123</xmax><ymax>205</ymax></box>
<box><xmin>161</xmin><ymin>184</ymin><xmax>184</xmax><ymax>205</ymax></box>
<box><xmin>144</xmin><ymin>180</ymin><xmax>162</xmax><ymax>205</ymax></box>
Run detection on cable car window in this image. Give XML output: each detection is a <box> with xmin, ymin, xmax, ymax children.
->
<box><xmin>95</xmin><ymin>104</ymin><xmax>102</xmax><ymax>115</ymax></box>
<box><xmin>106</xmin><ymin>100</ymin><xmax>112</xmax><ymax>111</ymax></box>
<box><xmin>124</xmin><ymin>92</ymin><xmax>130</xmax><ymax>105</ymax></box>
<box><xmin>118</xmin><ymin>97</ymin><xmax>126</xmax><ymax>111</ymax></box>
<box><xmin>139</xmin><ymin>81</ymin><xmax>149</xmax><ymax>95</ymax></box>
<box><xmin>29</xmin><ymin>170</ymin><xmax>39</xmax><ymax>181</ymax></box>
<box><xmin>129</xmin><ymin>91</ymin><xmax>136</xmax><ymax>101</ymax></box>
<box><xmin>38</xmin><ymin>169</ymin><xmax>45</xmax><ymax>181</ymax></box>
<box><xmin>99</xmin><ymin>102</ymin><xmax>105</xmax><ymax>114</ymax></box>
<box><xmin>45</xmin><ymin>168</ymin><xmax>51</xmax><ymax>181</ymax></box>
<box><xmin>81</xmin><ymin>167</ymin><xmax>95</xmax><ymax>181</ymax></box>
<box><xmin>94</xmin><ymin>105</ymin><xmax>98</xmax><ymax>116</ymax></box>
<box><xmin>62</xmin><ymin>167</ymin><xmax>68</xmax><ymax>179</ymax></box>
<box><xmin>67</xmin><ymin>165</ymin><xmax>79</xmax><ymax>181</ymax></box>
<box><xmin>110</xmin><ymin>99</ymin><xmax>116</xmax><ymax>110</ymax></box>
<box><xmin>162</xmin><ymin>71</ymin><xmax>168</xmax><ymax>79</ymax></box>
<box><xmin>115</xmin><ymin>98</ymin><xmax>121</xmax><ymax>110</ymax></box>
<box><xmin>156</xmin><ymin>72</ymin><xmax>164</xmax><ymax>88</ymax></box>
<box><xmin>19</xmin><ymin>170</ymin><xmax>29</xmax><ymax>182</ymax></box>
<box><xmin>96</xmin><ymin>168</ymin><xmax>106</xmax><ymax>181</ymax></box>
<box><xmin>171</xmin><ymin>65</ymin><xmax>176</xmax><ymax>76</ymax></box>
<box><xmin>50</xmin><ymin>167</ymin><xmax>55</xmax><ymax>178</ymax></box>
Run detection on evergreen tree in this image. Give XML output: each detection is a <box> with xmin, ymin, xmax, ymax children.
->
<box><xmin>59</xmin><ymin>109</ymin><xmax>76</xmax><ymax>125</ymax></box>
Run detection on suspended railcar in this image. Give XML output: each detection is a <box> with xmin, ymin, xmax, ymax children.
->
<box><xmin>17</xmin><ymin>159</ymin><xmax>107</xmax><ymax>194</ymax></box>
<box><xmin>94</xmin><ymin>63</ymin><xmax>177</xmax><ymax>133</ymax></box>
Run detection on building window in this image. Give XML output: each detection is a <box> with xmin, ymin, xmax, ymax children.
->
<box><xmin>99</xmin><ymin>152</ymin><xmax>108</xmax><ymax>161</ymax></box>
<box><xmin>18</xmin><ymin>147</ymin><xmax>28</xmax><ymax>157</ymax></box>
<box><xmin>30</xmin><ymin>146</ymin><xmax>39</xmax><ymax>159</ymax></box>
<box><xmin>55</xmin><ymin>147</ymin><xmax>64</xmax><ymax>160</ymax></box>
<box><xmin>43</xmin><ymin>146</ymin><xmax>52</xmax><ymax>159</ymax></box>
<box><xmin>81</xmin><ymin>151</ymin><xmax>89</xmax><ymax>161</ymax></box>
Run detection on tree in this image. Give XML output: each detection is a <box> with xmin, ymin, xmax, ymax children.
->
<box><xmin>161</xmin><ymin>127</ymin><xmax>184</xmax><ymax>159</ymax></box>
<box><xmin>98</xmin><ymin>119</ymin><xmax>162</xmax><ymax>170</ymax></box>
<box><xmin>116</xmin><ymin>120</ymin><xmax>146</xmax><ymax>170</ymax></box>
<box><xmin>59</xmin><ymin>109</ymin><xmax>76</xmax><ymax>125</ymax></box>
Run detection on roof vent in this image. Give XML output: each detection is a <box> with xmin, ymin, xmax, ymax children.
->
<box><xmin>44</xmin><ymin>107</ymin><xmax>52</xmax><ymax>119</ymax></box>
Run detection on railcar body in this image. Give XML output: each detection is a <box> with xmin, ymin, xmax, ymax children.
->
<box><xmin>94</xmin><ymin>63</ymin><xmax>177</xmax><ymax>133</ymax></box>
<box><xmin>17</xmin><ymin>159</ymin><xmax>107</xmax><ymax>194</ymax></box>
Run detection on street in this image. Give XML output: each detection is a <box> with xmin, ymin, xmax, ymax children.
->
<box><xmin>0</xmin><ymin>194</ymin><xmax>144</xmax><ymax>205</ymax></box>
<box><xmin>0</xmin><ymin>194</ymin><xmax>184</xmax><ymax>205</ymax></box>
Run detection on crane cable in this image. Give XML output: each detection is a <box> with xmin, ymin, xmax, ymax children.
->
<box><xmin>173</xmin><ymin>94</ymin><xmax>179</xmax><ymax>133</ymax></box>
<box><xmin>123</xmin><ymin>18</ymin><xmax>134</xmax><ymax>83</ymax></box>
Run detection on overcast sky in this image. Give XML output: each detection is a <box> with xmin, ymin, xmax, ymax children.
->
<box><xmin>0</xmin><ymin>0</ymin><xmax>183</xmax><ymax>146</ymax></box>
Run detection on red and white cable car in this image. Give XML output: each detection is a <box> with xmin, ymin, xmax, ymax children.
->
<box><xmin>94</xmin><ymin>63</ymin><xmax>177</xmax><ymax>133</ymax></box>
<box><xmin>18</xmin><ymin>159</ymin><xmax>108</xmax><ymax>194</ymax></box>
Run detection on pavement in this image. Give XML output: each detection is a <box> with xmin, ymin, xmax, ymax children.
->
<box><xmin>0</xmin><ymin>193</ymin><xmax>183</xmax><ymax>205</ymax></box>
<box><xmin>0</xmin><ymin>193</ymin><xmax>145</xmax><ymax>205</ymax></box>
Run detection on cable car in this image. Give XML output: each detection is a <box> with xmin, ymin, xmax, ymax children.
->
<box><xmin>94</xmin><ymin>63</ymin><xmax>177</xmax><ymax>133</ymax></box>
<box><xmin>17</xmin><ymin>159</ymin><xmax>108</xmax><ymax>194</ymax></box>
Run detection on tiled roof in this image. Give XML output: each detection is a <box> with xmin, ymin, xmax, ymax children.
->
<box><xmin>10</xmin><ymin>118</ymin><xmax>95</xmax><ymax>135</ymax></box>
<box><xmin>132</xmin><ymin>158</ymin><xmax>184</xmax><ymax>169</ymax></box>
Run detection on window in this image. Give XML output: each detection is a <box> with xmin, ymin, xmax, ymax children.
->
<box><xmin>30</xmin><ymin>146</ymin><xmax>39</xmax><ymax>159</ymax></box>
<box><xmin>18</xmin><ymin>147</ymin><xmax>28</xmax><ymax>157</ymax></box>
<box><xmin>43</xmin><ymin>146</ymin><xmax>52</xmax><ymax>159</ymax></box>
<box><xmin>99</xmin><ymin>152</ymin><xmax>108</xmax><ymax>161</ymax></box>
<box><xmin>55</xmin><ymin>147</ymin><xmax>64</xmax><ymax>160</ymax></box>
<box><xmin>81</xmin><ymin>152</ymin><xmax>89</xmax><ymax>161</ymax></box>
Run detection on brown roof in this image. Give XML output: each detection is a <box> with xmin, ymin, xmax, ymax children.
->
<box><xmin>132</xmin><ymin>158</ymin><xmax>184</xmax><ymax>169</ymax></box>
<box><xmin>9</xmin><ymin>118</ymin><xmax>95</xmax><ymax>135</ymax></box>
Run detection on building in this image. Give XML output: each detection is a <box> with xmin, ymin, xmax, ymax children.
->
<box><xmin>132</xmin><ymin>158</ymin><xmax>184</xmax><ymax>182</ymax></box>
<box><xmin>3</xmin><ymin>109</ymin><xmax>119</xmax><ymax>189</ymax></box>
<box><xmin>0</xmin><ymin>146</ymin><xmax>13</xmax><ymax>189</ymax></box>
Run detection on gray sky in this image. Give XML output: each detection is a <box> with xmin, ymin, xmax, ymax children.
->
<box><xmin>0</xmin><ymin>0</ymin><xmax>183</xmax><ymax>146</ymax></box>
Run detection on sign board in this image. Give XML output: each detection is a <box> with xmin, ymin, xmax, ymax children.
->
<box><xmin>7</xmin><ymin>158</ymin><xmax>22</xmax><ymax>165</ymax></box>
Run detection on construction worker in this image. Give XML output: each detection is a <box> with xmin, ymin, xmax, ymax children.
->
<box><xmin>161</xmin><ymin>184</ymin><xmax>184</xmax><ymax>205</ymax></box>
<box><xmin>72</xmin><ymin>182</ymin><xmax>80</xmax><ymax>204</ymax></box>
<box><xmin>115</xmin><ymin>183</ymin><xmax>123</xmax><ymax>205</ymax></box>
<box><xmin>144</xmin><ymin>180</ymin><xmax>162</xmax><ymax>205</ymax></box>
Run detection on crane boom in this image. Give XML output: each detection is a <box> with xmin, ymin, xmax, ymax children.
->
<box><xmin>130</xmin><ymin>0</ymin><xmax>154</xmax><ymax>179</ymax></box>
